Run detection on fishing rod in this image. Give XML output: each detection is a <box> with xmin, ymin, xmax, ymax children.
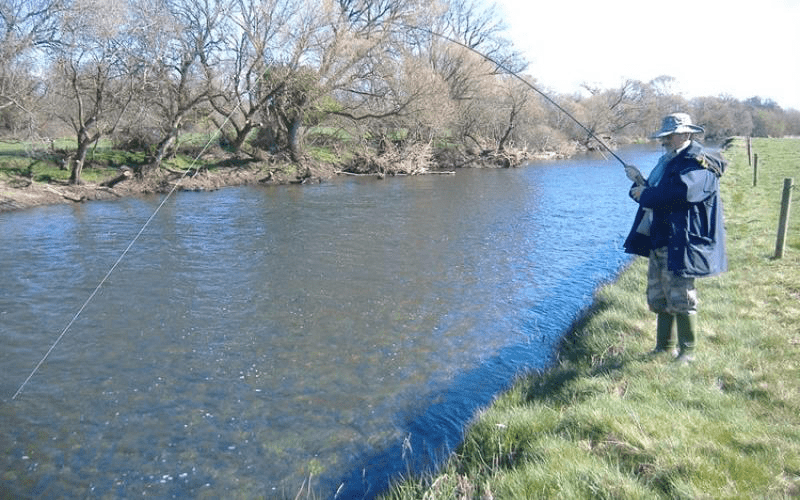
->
<box><xmin>398</xmin><ymin>23</ymin><xmax>629</xmax><ymax>168</ymax></box>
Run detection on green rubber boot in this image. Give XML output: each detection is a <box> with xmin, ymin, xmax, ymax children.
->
<box><xmin>651</xmin><ymin>313</ymin><xmax>676</xmax><ymax>355</ymax></box>
<box><xmin>675</xmin><ymin>313</ymin><xmax>697</xmax><ymax>363</ymax></box>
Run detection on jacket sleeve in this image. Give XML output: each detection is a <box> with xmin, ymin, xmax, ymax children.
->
<box><xmin>637</xmin><ymin>180</ymin><xmax>688</xmax><ymax>209</ymax></box>
<box><xmin>637</xmin><ymin>161</ymin><xmax>716</xmax><ymax>208</ymax></box>
<box><xmin>627</xmin><ymin>181</ymin><xmax>645</xmax><ymax>201</ymax></box>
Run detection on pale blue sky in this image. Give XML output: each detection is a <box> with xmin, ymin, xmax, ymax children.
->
<box><xmin>493</xmin><ymin>0</ymin><xmax>800</xmax><ymax>111</ymax></box>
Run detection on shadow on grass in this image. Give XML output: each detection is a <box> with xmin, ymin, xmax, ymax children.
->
<box><xmin>212</xmin><ymin>156</ymin><xmax>263</xmax><ymax>169</ymax></box>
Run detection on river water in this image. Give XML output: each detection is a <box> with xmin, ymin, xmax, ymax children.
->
<box><xmin>1</xmin><ymin>144</ymin><xmax>662</xmax><ymax>498</ymax></box>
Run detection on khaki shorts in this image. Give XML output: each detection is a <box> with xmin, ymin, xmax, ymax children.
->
<box><xmin>647</xmin><ymin>247</ymin><xmax>698</xmax><ymax>314</ymax></box>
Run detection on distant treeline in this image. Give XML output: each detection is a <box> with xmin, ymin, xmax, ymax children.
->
<box><xmin>2</xmin><ymin>0</ymin><xmax>798</xmax><ymax>183</ymax></box>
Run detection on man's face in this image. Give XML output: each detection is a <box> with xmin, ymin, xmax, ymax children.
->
<box><xmin>661</xmin><ymin>133</ymin><xmax>690</xmax><ymax>151</ymax></box>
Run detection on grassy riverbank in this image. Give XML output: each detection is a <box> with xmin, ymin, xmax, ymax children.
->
<box><xmin>0</xmin><ymin>136</ymin><xmax>541</xmax><ymax>213</ymax></box>
<box><xmin>0</xmin><ymin>138</ymin><xmax>338</xmax><ymax>212</ymax></box>
<box><xmin>381</xmin><ymin>137</ymin><xmax>800</xmax><ymax>499</ymax></box>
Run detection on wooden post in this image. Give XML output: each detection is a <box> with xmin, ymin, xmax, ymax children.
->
<box><xmin>747</xmin><ymin>137</ymin><xmax>752</xmax><ymax>166</ymax></box>
<box><xmin>753</xmin><ymin>154</ymin><xmax>758</xmax><ymax>187</ymax></box>
<box><xmin>775</xmin><ymin>178</ymin><xmax>794</xmax><ymax>259</ymax></box>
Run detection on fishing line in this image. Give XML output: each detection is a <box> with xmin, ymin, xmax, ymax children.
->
<box><xmin>12</xmin><ymin>107</ymin><xmax>241</xmax><ymax>400</ymax></box>
<box><xmin>398</xmin><ymin>23</ymin><xmax>629</xmax><ymax>167</ymax></box>
<box><xmin>13</xmin><ymin>17</ymin><xmax>319</xmax><ymax>400</ymax></box>
<box><xmin>13</xmin><ymin>21</ymin><xmax>628</xmax><ymax>400</ymax></box>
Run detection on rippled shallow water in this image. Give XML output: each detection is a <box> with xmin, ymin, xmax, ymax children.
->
<box><xmin>1</xmin><ymin>145</ymin><xmax>662</xmax><ymax>498</ymax></box>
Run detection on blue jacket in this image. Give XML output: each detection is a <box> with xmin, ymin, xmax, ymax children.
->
<box><xmin>623</xmin><ymin>141</ymin><xmax>727</xmax><ymax>278</ymax></box>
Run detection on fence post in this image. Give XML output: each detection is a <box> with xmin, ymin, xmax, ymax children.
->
<box><xmin>753</xmin><ymin>154</ymin><xmax>758</xmax><ymax>187</ymax></box>
<box><xmin>775</xmin><ymin>178</ymin><xmax>794</xmax><ymax>259</ymax></box>
<box><xmin>747</xmin><ymin>137</ymin><xmax>752</xmax><ymax>166</ymax></box>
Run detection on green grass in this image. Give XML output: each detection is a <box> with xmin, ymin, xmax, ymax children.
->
<box><xmin>0</xmin><ymin>138</ymin><xmax>224</xmax><ymax>184</ymax></box>
<box><xmin>382</xmin><ymin>137</ymin><xmax>800</xmax><ymax>499</ymax></box>
<box><xmin>0</xmin><ymin>139</ymin><xmax>147</xmax><ymax>182</ymax></box>
<box><xmin>308</xmin><ymin>145</ymin><xmax>347</xmax><ymax>164</ymax></box>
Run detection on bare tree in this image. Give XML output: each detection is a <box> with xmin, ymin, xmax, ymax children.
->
<box><xmin>50</xmin><ymin>0</ymin><xmax>134</xmax><ymax>184</ymax></box>
<box><xmin>493</xmin><ymin>76</ymin><xmax>529</xmax><ymax>152</ymax></box>
<box><xmin>206</xmin><ymin>0</ymin><xmax>299</xmax><ymax>155</ymax></box>
<box><xmin>691</xmin><ymin>95</ymin><xmax>753</xmax><ymax>140</ymax></box>
<box><xmin>250</xmin><ymin>0</ymin><xmax>426</xmax><ymax>162</ymax></box>
<box><xmin>408</xmin><ymin>0</ymin><xmax>527</xmax><ymax>152</ymax></box>
<box><xmin>128</xmin><ymin>0</ymin><xmax>225</xmax><ymax>170</ymax></box>
<box><xmin>0</xmin><ymin>0</ymin><xmax>63</xmax><ymax>53</ymax></box>
<box><xmin>323</xmin><ymin>18</ymin><xmax>449</xmax><ymax>143</ymax></box>
<box><xmin>0</xmin><ymin>0</ymin><xmax>65</xmax><ymax>135</ymax></box>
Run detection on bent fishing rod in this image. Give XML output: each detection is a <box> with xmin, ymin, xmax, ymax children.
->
<box><xmin>398</xmin><ymin>23</ymin><xmax>629</xmax><ymax>168</ymax></box>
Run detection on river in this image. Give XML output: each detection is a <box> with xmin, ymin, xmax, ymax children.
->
<box><xmin>1</xmin><ymin>144</ymin><xmax>662</xmax><ymax>498</ymax></box>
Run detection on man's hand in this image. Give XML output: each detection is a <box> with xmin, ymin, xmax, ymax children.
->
<box><xmin>630</xmin><ymin>185</ymin><xmax>646</xmax><ymax>201</ymax></box>
<box><xmin>625</xmin><ymin>164</ymin><xmax>646</xmax><ymax>186</ymax></box>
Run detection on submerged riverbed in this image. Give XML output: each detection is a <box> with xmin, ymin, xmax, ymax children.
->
<box><xmin>1</xmin><ymin>145</ymin><xmax>662</xmax><ymax>498</ymax></box>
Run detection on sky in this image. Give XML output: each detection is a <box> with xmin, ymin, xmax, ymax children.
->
<box><xmin>492</xmin><ymin>0</ymin><xmax>800</xmax><ymax>111</ymax></box>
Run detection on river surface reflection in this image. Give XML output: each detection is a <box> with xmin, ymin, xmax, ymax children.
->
<box><xmin>1</xmin><ymin>145</ymin><xmax>662</xmax><ymax>498</ymax></box>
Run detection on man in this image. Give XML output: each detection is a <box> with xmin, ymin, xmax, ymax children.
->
<box><xmin>623</xmin><ymin>112</ymin><xmax>727</xmax><ymax>363</ymax></box>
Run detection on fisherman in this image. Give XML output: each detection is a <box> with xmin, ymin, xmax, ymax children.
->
<box><xmin>622</xmin><ymin>112</ymin><xmax>727</xmax><ymax>363</ymax></box>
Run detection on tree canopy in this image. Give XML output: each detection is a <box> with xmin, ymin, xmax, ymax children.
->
<box><xmin>2</xmin><ymin>0</ymin><xmax>798</xmax><ymax>183</ymax></box>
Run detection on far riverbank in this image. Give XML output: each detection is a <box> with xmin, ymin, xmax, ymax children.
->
<box><xmin>0</xmin><ymin>144</ymin><xmax>566</xmax><ymax>213</ymax></box>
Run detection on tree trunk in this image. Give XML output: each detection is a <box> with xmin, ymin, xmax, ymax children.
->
<box><xmin>101</xmin><ymin>167</ymin><xmax>133</xmax><ymax>187</ymax></box>
<box><xmin>287</xmin><ymin>116</ymin><xmax>302</xmax><ymax>163</ymax></box>
<box><xmin>152</xmin><ymin>132</ymin><xmax>177</xmax><ymax>169</ymax></box>
<box><xmin>231</xmin><ymin>122</ymin><xmax>256</xmax><ymax>153</ymax></box>
<box><xmin>69</xmin><ymin>139</ymin><xmax>91</xmax><ymax>185</ymax></box>
<box><xmin>497</xmin><ymin>106</ymin><xmax>519</xmax><ymax>153</ymax></box>
<box><xmin>497</xmin><ymin>122</ymin><xmax>513</xmax><ymax>152</ymax></box>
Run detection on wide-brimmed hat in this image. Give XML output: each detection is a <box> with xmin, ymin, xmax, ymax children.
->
<box><xmin>651</xmin><ymin>112</ymin><xmax>704</xmax><ymax>138</ymax></box>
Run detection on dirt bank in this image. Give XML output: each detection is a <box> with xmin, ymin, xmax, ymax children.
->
<box><xmin>0</xmin><ymin>145</ymin><xmax>563</xmax><ymax>213</ymax></box>
<box><xmin>0</xmin><ymin>162</ymin><xmax>337</xmax><ymax>213</ymax></box>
